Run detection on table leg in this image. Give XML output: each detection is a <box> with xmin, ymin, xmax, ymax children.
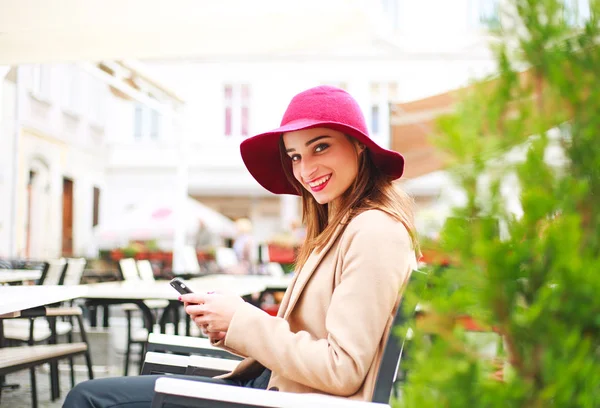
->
<box><xmin>102</xmin><ymin>305</ymin><xmax>110</xmax><ymax>328</ymax></box>
<box><xmin>48</xmin><ymin>316</ymin><xmax>60</xmax><ymax>401</ymax></box>
<box><xmin>0</xmin><ymin>320</ymin><xmax>21</xmax><ymax>393</ymax></box>
<box><xmin>89</xmin><ymin>305</ymin><xmax>98</xmax><ymax>327</ymax></box>
<box><xmin>134</xmin><ymin>301</ymin><xmax>154</xmax><ymax>335</ymax></box>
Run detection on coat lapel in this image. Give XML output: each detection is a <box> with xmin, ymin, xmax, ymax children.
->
<box><xmin>282</xmin><ymin>220</ymin><xmax>348</xmax><ymax>320</ymax></box>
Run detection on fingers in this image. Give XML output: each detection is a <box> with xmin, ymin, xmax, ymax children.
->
<box><xmin>179</xmin><ymin>293</ymin><xmax>209</xmax><ymax>304</ymax></box>
<box><xmin>193</xmin><ymin>315</ymin><xmax>210</xmax><ymax>326</ymax></box>
<box><xmin>208</xmin><ymin>332</ymin><xmax>226</xmax><ymax>342</ymax></box>
<box><xmin>185</xmin><ymin>304</ymin><xmax>208</xmax><ymax>315</ymax></box>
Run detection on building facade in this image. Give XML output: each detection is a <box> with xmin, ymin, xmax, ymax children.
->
<box><xmin>139</xmin><ymin>0</ymin><xmax>501</xmax><ymax>242</ymax></box>
<box><xmin>0</xmin><ymin>62</ymin><xmax>182</xmax><ymax>259</ymax></box>
<box><xmin>0</xmin><ymin>0</ymin><xmax>517</xmax><ymax>259</ymax></box>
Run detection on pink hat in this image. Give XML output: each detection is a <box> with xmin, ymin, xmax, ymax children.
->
<box><xmin>240</xmin><ymin>85</ymin><xmax>405</xmax><ymax>195</ymax></box>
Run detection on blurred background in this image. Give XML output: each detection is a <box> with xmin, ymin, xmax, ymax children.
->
<box><xmin>0</xmin><ymin>0</ymin><xmax>512</xmax><ymax>270</ymax></box>
<box><xmin>2</xmin><ymin>1</ymin><xmax>596</xmax><ymax>407</ymax></box>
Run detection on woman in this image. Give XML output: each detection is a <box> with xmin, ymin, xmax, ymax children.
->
<box><xmin>63</xmin><ymin>85</ymin><xmax>418</xmax><ymax>407</ymax></box>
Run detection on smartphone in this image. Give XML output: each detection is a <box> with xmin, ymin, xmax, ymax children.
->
<box><xmin>169</xmin><ymin>277</ymin><xmax>194</xmax><ymax>295</ymax></box>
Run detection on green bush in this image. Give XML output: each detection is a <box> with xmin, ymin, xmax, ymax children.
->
<box><xmin>398</xmin><ymin>1</ymin><xmax>600</xmax><ymax>407</ymax></box>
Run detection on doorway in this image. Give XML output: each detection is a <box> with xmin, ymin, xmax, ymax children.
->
<box><xmin>62</xmin><ymin>177</ymin><xmax>74</xmax><ymax>256</ymax></box>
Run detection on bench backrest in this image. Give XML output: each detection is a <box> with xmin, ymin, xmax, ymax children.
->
<box><xmin>61</xmin><ymin>258</ymin><xmax>87</xmax><ymax>285</ymax></box>
<box><xmin>371</xmin><ymin>269</ymin><xmax>427</xmax><ymax>404</ymax></box>
<box><xmin>119</xmin><ymin>258</ymin><xmax>141</xmax><ymax>281</ymax></box>
<box><xmin>40</xmin><ymin>258</ymin><xmax>68</xmax><ymax>286</ymax></box>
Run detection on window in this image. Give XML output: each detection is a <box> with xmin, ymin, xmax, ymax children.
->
<box><xmin>241</xmin><ymin>84</ymin><xmax>250</xmax><ymax>137</ymax></box>
<box><xmin>564</xmin><ymin>0</ymin><xmax>590</xmax><ymax>26</ymax></box>
<box><xmin>62</xmin><ymin>64</ymin><xmax>82</xmax><ymax>115</ymax></box>
<box><xmin>150</xmin><ymin>109</ymin><xmax>160</xmax><ymax>139</ymax></box>
<box><xmin>134</xmin><ymin>104</ymin><xmax>161</xmax><ymax>140</ymax></box>
<box><xmin>88</xmin><ymin>76</ymin><xmax>107</xmax><ymax>126</ymax></box>
<box><xmin>224</xmin><ymin>85</ymin><xmax>233</xmax><ymax>136</ymax></box>
<box><xmin>370</xmin><ymin>83</ymin><xmax>382</xmax><ymax>135</ymax></box>
<box><xmin>224</xmin><ymin>84</ymin><xmax>251</xmax><ymax>137</ymax></box>
<box><xmin>371</xmin><ymin>105</ymin><xmax>380</xmax><ymax>135</ymax></box>
<box><xmin>370</xmin><ymin>82</ymin><xmax>398</xmax><ymax>140</ymax></box>
<box><xmin>30</xmin><ymin>65</ymin><xmax>52</xmax><ymax>101</ymax></box>
<box><xmin>134</xmin><ymin>104</ymin><xmax>144</xmax><ymax>139</ymax></box>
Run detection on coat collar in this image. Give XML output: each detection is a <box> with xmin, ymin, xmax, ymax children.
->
<box><xmin>280</xmin><ymin>217</ymin><xmax>349</xmax><ymax>320</ymax></box>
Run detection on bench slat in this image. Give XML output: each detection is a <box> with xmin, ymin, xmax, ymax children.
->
<box><xmin>0</xmin><ymin>343</ymin><xmax>88</xmax><ymax>375</ymax></box>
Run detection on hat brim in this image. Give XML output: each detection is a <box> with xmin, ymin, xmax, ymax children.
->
<box><xmin>240</xmin><ymin>118</ymin><xmax>405</xmax><ymax>195</ymax></box>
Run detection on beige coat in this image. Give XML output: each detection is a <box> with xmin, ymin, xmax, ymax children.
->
<box><xmin>214</xmin><ymin>209</ymin><xmax>417</xmax><ymax>400</ymax></box>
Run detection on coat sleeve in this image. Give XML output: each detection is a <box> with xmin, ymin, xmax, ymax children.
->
<box><xmin>222</xmin><ymin>211</ymin><xmax>414</xmax><ymax>396</ymax></box>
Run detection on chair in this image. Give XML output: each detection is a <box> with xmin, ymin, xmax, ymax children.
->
<box><xmin>39</xmin><ymin>258</ymin><xmax>68</xmax><ymax>285</ymax></box>
<box><xmin>215</xmin><ymin>247</ymin><xmax>239</xmax><ymax>271</ymax></box>
<box><xmin>0</xmin><ymin>304</ymin><xmax>94</xmax><ymax>407</ymax></box>
<box><xmin>119</xmin><ymin>258</ymin><xmax>169</xmax><ymax>376</ymax></box>
<box><xmin>144</xmin><ymin>269</ymin><xmax>428</xmax><ymax>407</ymax></box>
<box><xmin>182</xmin><ymin>245</ymin><xmax>202</xmax><ymax>276</ymax></box>
<box><xmin>143</xmin><ymin>302</ymin><xmax>409</xmax><ymax>405</ymax></box>
<box><xmin>61</xmin><ymin>258</ymin><xmax>87</xmax><ymax>286</ymax></box>
<box><xmin>137</xmin><ymin>259</ymin><xmax>156</xmax><ymax>282</ymax></box>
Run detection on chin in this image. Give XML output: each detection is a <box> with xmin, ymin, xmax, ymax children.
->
<box><xmin>313</xmin><ymin>194</ymin><xmax>335</xmax><ymax>205</ymax></box>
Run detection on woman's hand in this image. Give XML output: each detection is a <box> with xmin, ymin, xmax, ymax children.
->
<box><xmin>181</xmin><ymin>292</ymin><xmax>246</xmax><ymax>334</ymax></box>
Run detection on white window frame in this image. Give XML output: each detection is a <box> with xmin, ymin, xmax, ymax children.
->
<box><xmin>88</xmin><ymin>75</ymin><xmax>106</xmax><ymax>127</ymax></box>
<box><xmin>133</xmin><ymin>103</ymin><xmax>161</xmax><ymax>140</ymax></box>
<box><xmin>30</xmin><ymin>65</ymin><xmax>52</xmax><ymax>102</ymax></box>
<box><xmin>62</xmin><ymin>64</ymin><xmax>83</xmax><ymax>116</ymax></box>
<box><xmin>224</xmin><ymin>84</ymin><xmax>251</xmax><ymax>137</ymax></box>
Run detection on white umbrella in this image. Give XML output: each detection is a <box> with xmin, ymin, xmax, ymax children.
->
<box><xmin>94</xmin><ymin>197</ymin><xmax>235</xmax><ymax>249</ymax></box>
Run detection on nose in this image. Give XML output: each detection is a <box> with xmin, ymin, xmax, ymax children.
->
<box><xmin>299</xmin><ymin>157</ymin><xmax>318</xmax><ymax>182</ymax></box>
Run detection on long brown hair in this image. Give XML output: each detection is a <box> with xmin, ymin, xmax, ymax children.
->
<box><xmin>278</xmin><ymin>135</ymin><xmax>419</xmax><ymax>271</ymax></box>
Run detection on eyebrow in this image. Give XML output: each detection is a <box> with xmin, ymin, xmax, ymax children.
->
<box><xmin>285</xmin><ymin>135</ymin><xmax>331</xmax><ymax>153</ymax></box>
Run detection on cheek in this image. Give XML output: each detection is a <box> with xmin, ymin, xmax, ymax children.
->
<box><xmin>292</xmin><ymin>166</ymin><xmax>302</xmax><ymax>183</ymax></box>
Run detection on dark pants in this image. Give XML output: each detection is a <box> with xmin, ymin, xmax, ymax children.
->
<box><xmin>63</xmin><ymin>370</ymin><xmax>271</xmax><ymax>408</ymax></box>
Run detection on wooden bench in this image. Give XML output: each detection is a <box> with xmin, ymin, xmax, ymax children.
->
<box><xmin>0</xmin><ymin>343</ymin><xmax>88</xmax><ymax>376</ymax></box>
<box><xmin>0</xmin><ymin>343</ymin><xmax>89</xmax><ymax>407</ymax></box>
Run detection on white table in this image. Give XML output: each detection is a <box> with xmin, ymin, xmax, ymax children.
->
<box><xmin>0</xmin><ymin>270</ymin><xmax>42</xmax><ymax>284</ymax></box>
<box><xmin>82</xmin><ymin>275</ymin><xmax>283</xmax><ymax>333</ymax></box>
<box><xmin>0</xmin><ymin>285</ymin><xmax>86</xmax><ymax>317</ymax></box>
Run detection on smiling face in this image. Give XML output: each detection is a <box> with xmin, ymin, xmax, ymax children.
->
<box><xmin>283</xmin><ymin>127</ymin><xmax>363</xmax><ymax>205</ymax></box>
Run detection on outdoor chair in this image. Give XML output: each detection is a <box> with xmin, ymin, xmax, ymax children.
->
<box><xmin>0</xmin><ymin>303</ymin><xmax>93</xmax><ymax>407</ymax></box>
<box><xmin>142</xmin><ymin>301</ymin><xmax>409</xmax><ymax>405</ymax></box>
<box><xmin>142</xmin><ymin>285</ymin><xmax>423</xmax><ymax>406</ymax></box>
<box><xmin>2</xmin><ymin>258</ymin><xmax>93</xmax><ymax>400</ymax></box>
<box><xmin>142</xmin><ymin>269</ymin><xmax>428</xmax><ymax>407</ymax></box>
<box><xmin>118</xmin><ymin>258</ymin><xmax>169</xmax><ymax>375</ymax></box>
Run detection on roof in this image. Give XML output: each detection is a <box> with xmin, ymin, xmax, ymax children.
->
<box><xmin>391</xmin><ymin>69</ymin><xmax>542</xmax><ymax>180</ymax></box>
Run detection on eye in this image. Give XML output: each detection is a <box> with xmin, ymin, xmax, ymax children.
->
<box><xmin>314</xmin><ymin>143</ymin><xmax>329</xmax><ymax>153</ymax></box>
<box><xmin>289</xmin><ymin>154</ymin><xmax>301</xmax><ymax>163</ymax></box>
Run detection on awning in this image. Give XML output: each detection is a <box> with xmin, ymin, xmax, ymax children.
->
<box><xmin>391</xmin><ymin>69</ymin><xmax>546</xmax><ymax>180</ymax></box>
<box><xmin>0</xmin><ymin>0</ymin><xmax>376</xmax><ymax>64</ymax></box>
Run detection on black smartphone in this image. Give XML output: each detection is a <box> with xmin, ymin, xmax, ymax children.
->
<box><xmin>169</xmin><ymin>277</ymin><xmax>194</xmax><ymax>295</ymax></box>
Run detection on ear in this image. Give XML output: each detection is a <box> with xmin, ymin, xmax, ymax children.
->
<box><xmin>356</xmin><ymin>142</ymin><xmax>366</xmax><ymax>153</ymax></box>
